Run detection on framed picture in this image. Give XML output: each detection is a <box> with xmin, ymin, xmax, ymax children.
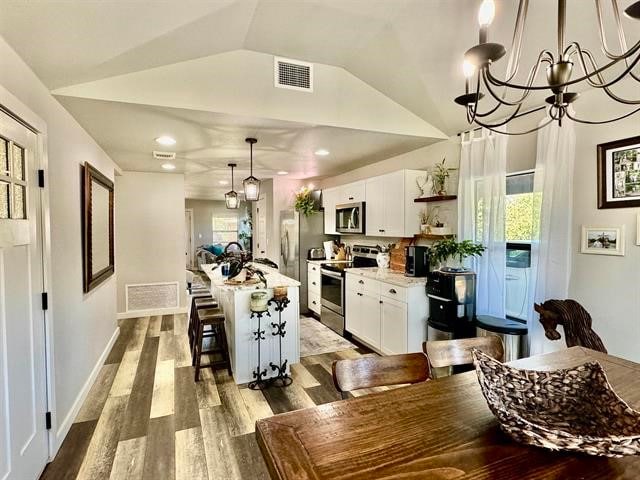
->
<box><xmin>597</xmin><ymin>135</ymin><xmax>640</xmax><ymax>209</ymax></box>
<box><xmin>581</xmin><ymin>226</ymin><xmax>625</xmax><ymax>256</ymax></box>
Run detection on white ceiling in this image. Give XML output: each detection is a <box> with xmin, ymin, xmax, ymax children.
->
<box><xmin>1</xmin><ymin>0</ymin><xmax>638</xmax><ymax>198</ymax></box>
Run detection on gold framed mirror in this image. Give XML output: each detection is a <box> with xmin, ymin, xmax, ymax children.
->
<box><xmin>82</xmin><ymin>162</ymin><xmax>114</xmax><ymax>292</ymax></box>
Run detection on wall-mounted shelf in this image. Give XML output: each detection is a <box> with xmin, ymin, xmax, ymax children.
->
<box><xmin>414</xmin><ymin>195</ymin><xmax>457</xmax><ymax>203</ymax></box>
<box><xmin>414</xmin><ymin>233</ymin><xmax>455</xmax><ymax>241</ymax></box>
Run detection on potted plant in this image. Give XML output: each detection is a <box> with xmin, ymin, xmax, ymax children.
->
<box><xmin>431</xmin><ymin>158</ymin><xmax>457</xmax><ymax>196</ymax></box>
<box><xmin>375</xmin><ymin>243</ymin><xmax>395</xmax><ymax>269</ymax></box>
<box><xmin>294</xmin><ymin>186</ymin><xmax>316</xmax><ymax>217</ymax></box>
<box><xmin>430</xmin><ymin>238</ymin><xmax>486</xmax><ymax>272</ymax></box>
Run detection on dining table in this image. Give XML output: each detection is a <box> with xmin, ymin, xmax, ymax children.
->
<box><xmin>256</xmin><ymin>346</ymin><xmax>640</xmax><ymax>479</ymax></box>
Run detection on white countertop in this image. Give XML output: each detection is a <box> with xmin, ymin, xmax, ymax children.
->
<box><xmin>306</xmin><ymin>259</ymin><xmax>351</xmax><ymax>265</ymax></box>
<box><xmin>346</xmin><ymin>267</ymin><xmax>428</xmax><ymax>287</ymax></box>
<box><xmin>202</xmin><ymin>263</ymin><xmax>301</xmax><ymax>290</ymax></box>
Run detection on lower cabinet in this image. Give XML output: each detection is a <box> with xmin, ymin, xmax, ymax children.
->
<box><xmin>345</xmin><ymin>273</ymin><xmax>426</xmax><ymax>354</ymax></box>
<box><xmin>380</xmin><ymin>297</ymin><xmax>408</xmax><ymax>354</ymax></box>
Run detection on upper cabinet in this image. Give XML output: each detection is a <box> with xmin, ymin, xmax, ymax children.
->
<box><xmin>337</xmin><ymin>180</ymin><xmax>365</xmax><ymax>205</ymax></box>
<box><xmin>322</xmin><ymin>170</ymin><xmax>422</xmax><ymax>237</ymax></box>
<box><xmin>322</xmin><ymin>187</ymin><xmax>339</xmax><ymax>235</ymax></box>
<box><xmin>366</xmin><ymin>170</ymin><xmax>422</xmax><ymax>237</ymax></box>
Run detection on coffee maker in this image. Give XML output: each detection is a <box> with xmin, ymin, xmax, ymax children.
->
<box><xmin>405</xmin><ymin>246</ymin><xmax>430</xmax><ymax>277</ymax></box>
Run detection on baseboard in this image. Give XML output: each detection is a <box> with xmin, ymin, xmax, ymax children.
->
<box><xmin>117</xmin><ymin>306</ymin><xmax>188</xmax><ymax>320</ymax></box>
<box><xmin>50</xmin><ymin>326</ymin><xmax>120</xmax><ymax>457</ymax></box>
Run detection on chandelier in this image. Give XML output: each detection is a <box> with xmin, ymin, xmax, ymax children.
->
<box><xmin>456</xmin><ymin>0</ymin><xmax>640</xmax><ymax>135</ymax></box>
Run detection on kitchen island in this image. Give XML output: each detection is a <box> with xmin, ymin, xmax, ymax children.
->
<box><xmin>201</xmin><ymin>263</ymin><xmax>300</xmax><ymax>385</ymax></box>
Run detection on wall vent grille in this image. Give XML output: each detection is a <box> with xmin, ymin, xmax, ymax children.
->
<box><xmin>274</xmin><ymin>57</ymin><xmax>313</xmax><ymax>92</ymax></box>
<box><xmin>153</xmin><ymin>151</ymin><xmax>176</xmax><ymax>160</ymax></box>
<box><xmin>125</xmin><ymin>281</ymin><xmax>179</xmax><ymax>312</ymax></box>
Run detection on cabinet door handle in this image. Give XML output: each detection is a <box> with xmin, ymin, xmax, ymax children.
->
<box><xmin>312</xmin><ymin>301</ymin><xmax>316</xmax><ymax>305</ymax></box>
<box><xmin>312</xmin><ymin>267</ymin><xmax>316</xmax><ymax>271</ymax></box>
<box><xmin>379</xmin><ymin>229</ymin><xmax>385</xmax><ymax>233</ymax></box>
<box><xmin>358</xmin><ymin>280</ymin><xmax>364</xmax><ymax>284</ymax></box>
<box><xmin>389</xmin><ymin>288</ymin><xmax>397</xmax><ymax>294</ymax></box>
<box><xmin>379</xmin><ymin>300</ymin><xmax>383</xmax><ymax>304</ymax></box>
<box><xmin>357</xmin><ymin>293</ymin><xmax>363</xmax><ymax>297</ymax></box>
<box><xmin>348</xmin><ymin>196</ymin><xmax>354</xmax><ymax>200</ymax></box>
<box><xmin>312</xmin><ymin>282</ymin><xmax>316</xmax><ymax>285</ymax></box>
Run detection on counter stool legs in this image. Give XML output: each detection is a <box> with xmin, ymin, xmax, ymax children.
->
<box><xmin>193</xmin><ymin>308</ymin><xmax>231</xmax><ymax>382</ymax></box>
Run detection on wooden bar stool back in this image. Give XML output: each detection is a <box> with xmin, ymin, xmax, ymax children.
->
<box><xmin>423</xmin><ymin>336</ymin><xmax>504</xmax><ymax>378</ymax></box>
<box><xmin>332</xmin><ymin>353</ymin><xmax>430</xmax><ymax>400</ymax></box>
<box><xmin>193</xmin><ymin>307</ymin><xmax>232</xmax><ymax>381</ymax></box>
<box><xmin>188</xmin><ymin>296</ymin><xmax>218</xmax><ymax>347</ymax></box>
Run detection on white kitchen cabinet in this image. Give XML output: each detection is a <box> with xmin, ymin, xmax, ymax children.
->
<box><xmin>359</xmin><ymin>291</ymin><xmax>381</xmax><ymax>349</ymax></box>
<box><xmin>345</xmin><ymin>272</ymin><xmax>427</xmax><ymax>355</ymax></box>
<box><xmin>345</xmin><ymin>288</ymin><xmax>362</xmax><ymax>337</ymax></box>
<box><xmin>322</xmin><ymin>187</ymin><xmax>339</xmax><ymax>235</ymax></box>
<box><xmin>338</xmin><ymin>180</ymin><xmax>366</xmax><ymax>204</ymax></box>
<box><xmin>307</xmin><ymin>263</ymin><xmax>322</xmax><ymax>315</ymax></box>
<box><xmin>365</xmin><ymin>170</ymin><xmax>422</xmax><ymax>237</ymax></box>
<box><xmin>380</xmin><ymin>297</ymin><xmax>408</xmax><ymax>355</ymax></box>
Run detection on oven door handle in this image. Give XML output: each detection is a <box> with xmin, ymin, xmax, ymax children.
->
<box><xmin>320</xmin><ymin>269</ymin><xmax>343</xmax><ymax>280</ymax></box>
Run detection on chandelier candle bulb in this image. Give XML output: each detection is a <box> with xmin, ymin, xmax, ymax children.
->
<box><xmin>478</xmin><ymin>0</ymin><xmax>495</xmax><ymax>43</ymax></box>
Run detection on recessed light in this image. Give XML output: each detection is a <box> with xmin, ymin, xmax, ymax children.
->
<box><xmin>219</xmin><ymin>180</ymin><xmax>229</xmax><ymax>185</ymax></box>
<box><xmin>161</xmin><ymin>163</ymin><xmax>176</xmax><ymax>170</ymax></box>
<box><xmin>155</xmin><ymin>135</ymin><xmax>176</xmax><ymax>146</ymax></box>
<box><xmin>277</xmin><ymin>171</ymin><xmax>288</xmax><ymax>175</ymax></box>
<box><xmin>314</xmin><ymin>149</ymin><xmax>330</xmax><ymax>156</ymax></box>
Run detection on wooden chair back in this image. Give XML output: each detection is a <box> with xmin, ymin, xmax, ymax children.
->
<box><xmin>423</xmin><ymin>336</ymin><xmax>504</xmax><ymax>371</ymax></box>
<box><xmin>332</xmin><ymin>353</ymin><xmax>430</xmax><ymax>399</ymax></box>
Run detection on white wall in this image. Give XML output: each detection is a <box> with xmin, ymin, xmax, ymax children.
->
<box><xmin>116</xmin><ymin>172</ymin><xmax>186</xmax><ymax>313</ymax></box>
<box><xmin>0</xmin><ymin>36</ymin><xmax>118</xmax><ymax>451</ymax></box>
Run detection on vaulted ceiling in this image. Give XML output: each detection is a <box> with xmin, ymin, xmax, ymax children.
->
<box><xmin>1</xmin><ymin>0</ymin><xmax>637</xmax><ymax>198</ymax></box>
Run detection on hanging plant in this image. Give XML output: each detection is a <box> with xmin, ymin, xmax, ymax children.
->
<box><xmin>294</xmin><ymin>186</ymin><xmax>316</xmax><ymax>217</ymax></box>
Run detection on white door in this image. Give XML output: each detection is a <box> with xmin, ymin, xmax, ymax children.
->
<box><xmin>365</xmin><ymin>176</ymin><xmax>385</xmax><ymax>236</ymax></box>
<box><xmin>380</xmin><ymin>297</ymin><xmax>408</xmax><ymax>355</ymax></box>
<box><xmin>382</xmin><ymin>170</ymin><xmax>405</xmax><ymax>237</ymax></box>
<box><xmin>184</xmin><ymin>209</ymin><xmax>193</xmax><ymax>268</ymax></box>
<box><xmin>344</xmin><ymin>288</ymin><xmax>361</xmax><ymax>337</ymax></box>
<box><xmin>359</xmin><ymin>291</ymin><xmax>381</xmax><ymax>349</ymax></box>
<box><xmin>255</xmin><ymin>197</ymin><xmax>267</xmax><ymax>257</ymax></box>
<box><xmin>0</xmin><ymin>112</ymin><xmax>49</xmax><ymax>480</ymax></box>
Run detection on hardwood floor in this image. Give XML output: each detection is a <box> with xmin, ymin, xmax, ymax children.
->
<box><xmin>40</xmin><ymin>315</ymin><xmax>375</xmax><ymax>480</ymax></box>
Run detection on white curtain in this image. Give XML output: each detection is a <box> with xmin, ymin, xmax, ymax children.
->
<box><xmin>458</xmin><ymin>128</ymin><xmax>508</xmax><ymax>318</ymax></box>
<box><xmin>527</xmin><ymin>115</ymin><xmax>576</xmax><ymax>355</ymax></box>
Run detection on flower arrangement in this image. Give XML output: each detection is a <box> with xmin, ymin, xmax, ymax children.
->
<box><xmin>430</xmin><ymin>238</ymin><xmax>486</xmax><ymax>270</ymax></box>
<box><xmin>430</xmin><ymin>158</ymin><xmax>457</xmax><ymax>196</ymax></box>
<box><xmin>294</xmin><ymin>186</ymin><xmax>316</xmax><ymax>217</ymax></box>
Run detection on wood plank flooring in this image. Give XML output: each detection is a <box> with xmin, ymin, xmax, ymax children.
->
<box><xmin>40</xmin><ymin>315</ymin><xmax>375</xmax><ymax>480</ymax></box>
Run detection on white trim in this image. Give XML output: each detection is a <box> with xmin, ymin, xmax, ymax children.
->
<box><xmin>50</xmin><ymin>326</ymin><xmax>119</xmax><ymax>457</ymax></box>
<box><xmin>117</xmin><ymin>306</ymin><xmax>188</xmax><ymax>320</ymax></box>
<box><xmin>185</xmin><ymin>208</ymin><xmax>195</xmax><ymax>269</ymax></box>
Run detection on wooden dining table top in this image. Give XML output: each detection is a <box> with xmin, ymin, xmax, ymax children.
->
<box><xmin>256</xmin><ymin>347</ymin><xmax>640</xmax><ymax>480</ymax></box>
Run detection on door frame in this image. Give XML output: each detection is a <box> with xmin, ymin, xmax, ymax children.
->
<box><xmin>185</xmin><ymin>208</ymin><xmax>194</xmax><ymax>269</ymax></box>
<box><xmin>0</xmin><ymin>84</ymin><xmax>56</xmax><ymax>461</ymax></box>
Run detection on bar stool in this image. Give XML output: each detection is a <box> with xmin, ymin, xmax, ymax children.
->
<box><xmin>193</xmin><ymin>307</ymin><xmax>231</xmax><ymax>381</ymax></box>
<box><xmin>188</xmin><ymin>296</ymin><xmax>218</xmax><ymax>348</ymax></box>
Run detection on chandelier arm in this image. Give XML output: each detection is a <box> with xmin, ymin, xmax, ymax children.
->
<box><xmin>482</xmin><ymin>58</ymin><xmax>544</xmax><ymax>106</ymax></box>
<box><xmin>573</xmin><ymin>44</ymin><xmax>640</xmax><ymax>89</ymax></box>
<box><xmin>504</xmin><ymin>0</ymin><xmax>530</xmax><ymax>82</ymax></box>
<box><xmin>465</xmin><ymin>72</ymin><xmax>485</xmax><ymax>124</ymax></box>
<box><xmin>473</xmin><ymin>114</ymin><xmax>555</xmax><ymax>136</ymax></box>
<box><xmin>580</xmin><ymin>50</ymin><xmax>640</xmax><ymax>104</ymax></box>
<box><xmin>466</xmin><ymin>99</ymin><xmax>503</xmax><ymax>118</ymax></box>
<box><xmin>485</xmin><ymin>40</ymin><xmax>640</xmax><ymax>90</ymax></box>
<box><xmin>565</xmin><ymin>105</ymin><xmax>640</xmax><ymax>124</ymax></box>
<box><xmin>468</xmin><ymin>103</ymin><xmax>523</xmax><ymax>130</ymax></box>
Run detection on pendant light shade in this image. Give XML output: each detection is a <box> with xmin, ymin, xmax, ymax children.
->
<box><xmin>243</xmin><ymin>137</ymin><xmax>260</xmax><ymax>201</ymax></box>
<box><xmin>225</xmin><ymin>162</ymin><xmax>239</xmax><ymax>209</ymax></box>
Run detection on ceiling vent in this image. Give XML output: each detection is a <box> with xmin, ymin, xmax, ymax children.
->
<box><xmin>153</xmin><ymin>151</ymin><xmax>176</xmax><ymax>160</ymax></box>
<box><xmin>274</xmin><ymin>57</ymin><xmax>313</xmax><ymax>92</ymax></box>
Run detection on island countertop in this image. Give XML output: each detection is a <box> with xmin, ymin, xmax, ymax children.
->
<box><xmin>202</xmin><ymin>263</ymin><xmax>301</xmax><ymax>290</ymax></box>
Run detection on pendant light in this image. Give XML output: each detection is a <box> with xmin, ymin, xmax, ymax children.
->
<box><xmin>225</xmin><ymin>163</ymin><xmax>239</xmax><ymax>209</ymax></box>
<box><xmin>243</xmin><ymin>137</ymin><xmax>260</xmax><ymax>201</ymax></box>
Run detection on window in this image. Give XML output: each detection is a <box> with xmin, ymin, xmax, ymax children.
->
<box><xmin>505</xmin><ymin>171</ymin><xmax>536</xmax><ymax>320</ymax></box>
<box><xmin>0</xmin><ymin>135</ymin><xmax>28</xmax><ymax>220</ymax></box>
<box><xmin>212</xmin><ymin>216</ymin><xmax>238</xmax><ymax>244</ymax></box>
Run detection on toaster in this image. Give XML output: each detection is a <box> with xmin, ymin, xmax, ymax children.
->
<box><xmin>308</xmin><ymin>248</ymin><xmax>325</xmax><ymax>260</ymax></box>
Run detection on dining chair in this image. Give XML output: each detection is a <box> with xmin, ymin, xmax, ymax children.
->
<box><xmin>422</xmin><ymin>336</ymin><xmax>504</xmax><ymax>378</ymax></box>
<box><xmin>332</xmin><ymin>353</ymin><xmax>430</xmax><ymax>400</ymax></box>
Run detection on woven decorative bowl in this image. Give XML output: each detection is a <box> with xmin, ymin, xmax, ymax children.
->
<box><xmin>472</xmin><ymin>349</ymin><xmax>640</xmax><ymax>457</ymax></box>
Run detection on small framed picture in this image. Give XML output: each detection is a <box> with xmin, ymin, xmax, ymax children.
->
<box><xmin>597</xmin><ymin>135</ymin><xmax>640</xmax><ymax>209</ymax></box>
<box><xmin>581</xmin><ymin>226</ymin><xmax>625</xmax><ymax>256</ymax></box>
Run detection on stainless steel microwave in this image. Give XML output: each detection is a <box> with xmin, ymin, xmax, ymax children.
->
<box><xmin>336</xmin><ymin>202</ymin><xmax>365</xmax><ymax>234</ymax></box>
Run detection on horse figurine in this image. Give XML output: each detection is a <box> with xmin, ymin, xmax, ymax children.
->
<box><xmin>534</xmin><ymin>299</ymin><xmax>607</xmax><ymax>353</ymax></box>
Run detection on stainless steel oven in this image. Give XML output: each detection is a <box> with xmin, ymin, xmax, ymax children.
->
<box><xmin>335</xmin><ymin>202</ymin><xmax>365</xmax><ymax>234</ymax></box>
<box><xmin>320</xmin><ymin>268</ymin><xmax>345</xmax><ymax>334</ymax></box>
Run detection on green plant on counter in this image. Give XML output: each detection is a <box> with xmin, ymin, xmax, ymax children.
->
<box><xmin>430</xmin><ymin>238</ymin><xmax>486</xmax><ymax>265</ymax></box>
<box><xmin>294</xmin><ymin>186</ymin><xmax>316</xmax><ymax>217</ymax></box>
